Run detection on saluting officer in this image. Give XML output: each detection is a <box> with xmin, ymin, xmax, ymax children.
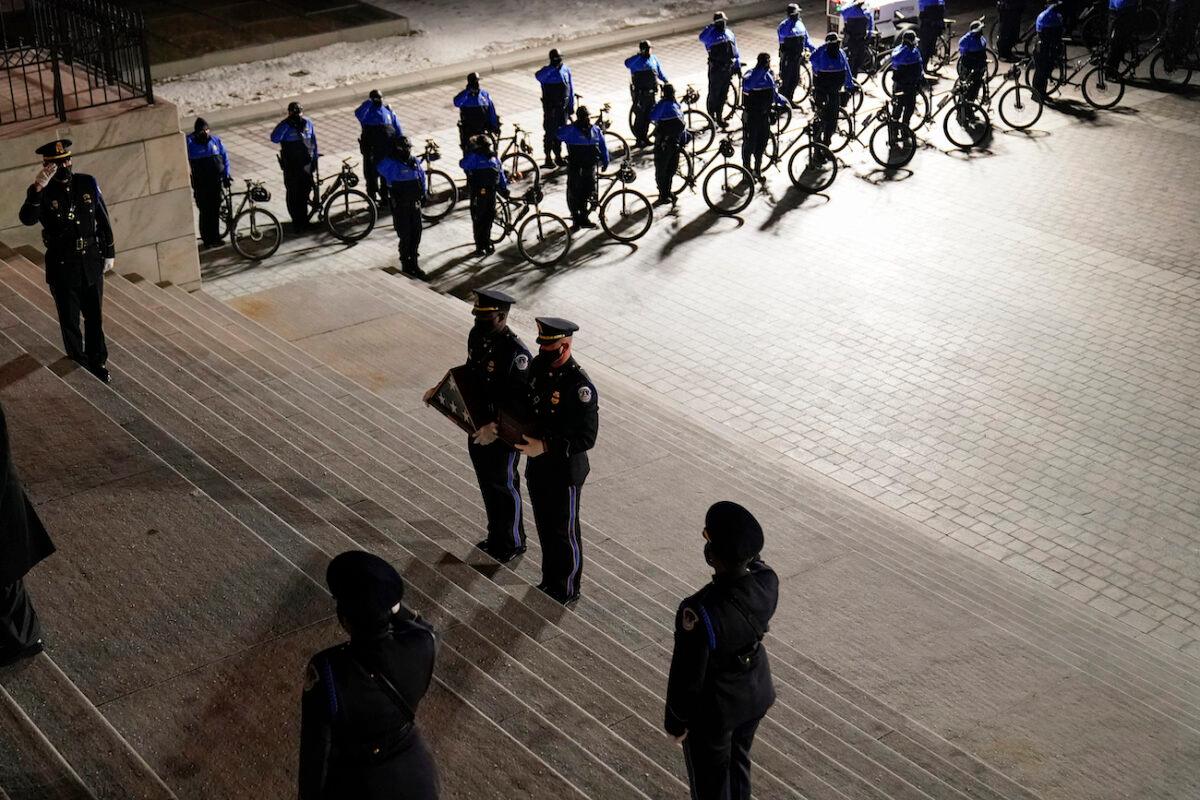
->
<box><xmin>376</xmin><ymin>137</ymin><xmax>428</xmax><ymax>279</ymax></box>
<box><xmin>778</xmin><ymin>3</ymin><xmax>816</xmax><ymax>104</ymax></box>
<box><xmin>515</xmin><ymin>319</ymin><xmax>599</xmax><ymax>605</ymax></box>
<box><xmin>355</xmin><ymin>90</ymin><xmax>405</xmax><ymax>206</ymax></box>
<box><xmin>270</xmin><ymin>101</ymin><xmax>320</xmax><ymax>229</ymax></box>
<box><xmin>453</xmin><ymin>73</ymin><xmax>501</xmax><ymax>156</ymax></box>
<box><xmin>649</xmin><ymin>84</ymin><xmax>689</xmax><ymax>206</ymax></box>
<box><xmin>535</xmin><ymin>49</ymin><xmax>575</xmax><ymax>169</ymax></box>
<box><xmin>625</xmin><ymin>40</ymin><xmax>669</xmax><ymax>148</ymax></box>
<box><xmin>18</xmin><ymin>139</ymin><xmax>114</xmax><ymax>383</ymax></box>
<box><xmin>185</xmin><ymin>118</ymin><xmax>231</xmax><ymax>249</ymax></box>
<box><xmin>665</xmin><ymin>501</ymin><xmax>778</xmax><ymax>800</ymax></box>
<box><xmin>699</xmin><ymin>12</ymin><xmax>742</xmax><ymax>124</ymax></box>
<box><xmin>299</xmin><ymin>550</ymin><xmax>439</xmax><ymax>800</ymax></box>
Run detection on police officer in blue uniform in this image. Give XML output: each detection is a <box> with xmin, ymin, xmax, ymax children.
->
<box><xmin>777</xmin><ymin>3</ymin><xmax>815</xmax><ymax>103</ymax></box>
<box><xmin>917</xmin><ymin>0</ymin><xmax>947</xmax><ymax>66</ymax></box>
<box><xmin>459</xmin><ymin>135</ymin><xmax>509</xmax><ymax>257</ymax></box>
<box><xmin>890</xmin><ymin>30</ymin><xmax>926</xmax><ymax>127</ymax></box>
<box><xmin>535</xmin><ymin>49</ymin><xmax>575</xmax><ymax>169</ymax></box>
<box><xmin>515</xmin><ymin>318</ymin><xmax>599</xmax><ymax>605</ymax></box>
<box><xmin>299</xmin><ymin>550</ymin><xmax>439</xmax><ymax>800</ymax></box>
<box><xmin>840</xmin><ymin>0</ymin><xmax>876</xmax><ymax>76</ymax></box>
<box><xmin>271</xmin><ymin>101</ymin><xmax>320</xmax><ymax>229</ymax></box>
<box><xmin>741</xmin><ymin>54</ymin><xmax>788</xmax><ymax>179</ymax></box>
<box><xmin>665</xmin><ymin>501</ymin><xmax>777</xmax><ymax>800</ymax></box>
<box><xmin>957</xmin><ymin>21</ymin><xmax>989</xmax><ymax>102</ymax></box>
<box><xmin>700</xmin><ymin>12</ymin><xmax>742</xmax><ymax>123</ymax></box>
<box><xmin>649</xmin><ymin>85</ymin><xmax>689</xmax><ymax>205</ymax></box>
<box><xmin>1032</xmin><ymin>1</ymin><xmax>1064</xmax><ymax>98</ymax></box>
<box><xmin>185</xmin><ymin>118</ymin><xmax>231</xmax><ymax>249</ymax></box>
<box><xmin>355</xmin><ymin>90</ymin><xmax>405</xmax><ymax>206</ymax></box>
<box><xmin>376</xmin><ymin>137</ymin><xmax>427</xmax><ymax>279</ymax></box>
<box><xmin>19</xmin><ymin>139</ymin><xmax>114</xmax><ymax>383</ymax></box>
<box><xmin>625</xmin><ymin>40</ymin><xmax>670</xmax><ymax>148</ymax></box>
<box><xmin>810</xmin><ymin>33</ymin><xmax>856</xmax><ymax>146</ymax></box>
<box><xmin>557</xmin><ymin>107</ymin><xmax>610</xmax><ymax>229</ymax></box>
<box><xmin>453</xmin><ymin>73</ymin><xmax>501</xmax><ymax>156</ymax></box>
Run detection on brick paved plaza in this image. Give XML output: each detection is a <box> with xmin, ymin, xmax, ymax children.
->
<box><xmin>199</xmin><ymin>9</ymin><xmax>1200</xmax><ymax>659</ymax></box>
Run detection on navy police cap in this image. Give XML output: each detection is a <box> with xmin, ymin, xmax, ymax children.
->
<box><xmin>472</xmin><ymin>288</ymin><xmax>516</xmax><ymax>315</ymax></box>
<box><xmin>535</xmin><ymin>317</ymin><xmax>579</xmax><ymax>343</ymax></box>
<box><xmin>35</xmin><ymin>139</ymin><xmax>72</xmax><ymax>161</ymax></box>
<box><xmin>326</xmin><ymin>550</ymin><xmax>405</xmax><ymax>625</ymax></box>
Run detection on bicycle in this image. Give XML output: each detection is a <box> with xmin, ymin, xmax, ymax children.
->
<box><xmin>992</xmin><ymin>57</ymin><xmax>1045</xmax><ymax>129</ymax></box>
<box><xmin>590</xmin><ymin>159</ymin><xmax>654</xmax><ymax>243</ymax></box>
<box><xmin>849</xmin><ymin>97</ymin><xmax>920</xmax><ymax>169</ymax></box>
<box><xmin>1076</xmin><ymin>0</ymin><xmax>1163</xmax><ymax>49</ymax></box>
<box><xmin>1024</xmin><ymin>39</ymin><xmax>1125</xmax><ymax>108</ymax></box>
<box><xmin>576</xmin><ymin>98</ymin><xmax>630</xmax><ymax>177</ymax></box>
<box><xmin>1130</xmin><ymin>31</ymin><xmax>1195</xmax><ymax>88</ymax></box>
<box><xmin>781</xmin><ymin>120</ymin><xmax>838</xmax><ymax>192</ymax></box>
<box><xmin>633</xmin><ymin>86</ymin><xmax>718</xmax><ymax>154</ymax></box>
<box><xmin>491</xmin><ymin>123</ymin><xmax>540</xmax><ymax>193</ymax></box>
<box><xmin>218</xmin><ymin>179</ymin><xmax>282</xmax><ymax>260</ymax></box>
<box><xmin>672</xmin><ymin>133</ymin><xmax>756</xmax><ymax>215</ymax></box>
<box><xmin>916</xmin><ymin>71</ymin><xmax>991</xmax><ymax>149</ymax></box>
<box><xmin>303</xmin><ymin>158</ymin><xmax>376</xmax><ymax>242</ymax></box>
<box><xmin>490</xmin><ymin>181</ymin><xmax>572</xmax><ymax>267</ymax></box>
<box><xmin>417</xmin><ymin>139</ymin><xmax>458</xmax><ymax>224</ymax></box>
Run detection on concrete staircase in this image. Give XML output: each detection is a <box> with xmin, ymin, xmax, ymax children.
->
<box><xmin>0</xmin><ymin>242</ymin><xmax>1195</xmax><ymax>799</ymax></box>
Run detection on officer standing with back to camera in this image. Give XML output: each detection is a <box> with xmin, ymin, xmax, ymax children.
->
<box><xmin>700</xmin><ymin>12</ymin><xmax>742</xmax><ymax>125</ymax></box>
<box><xmin>778</xmin><ymin>3</ymin><xmax>816</xmax><ymax>105</ymax></box>
<box><xmin>453</xmin><ymin>73</ymin><xmax>501</xmax><ymax>156</ymax></box>
<box><xmin>890</xmin><ymin>29</ymin><xmax>926</xmax><ymax>128</ymax></box>
<box><xmin>299</xmin><ymin>550</ymin><xmax>439</xmax><ymax>800</ymax></box>
<box><xmin>741</xmin><ymin>54</ymin><xmax>789</xmax><ymax>179</ymax></box>
<box><xmin>270</xmin><ymin>101</ymin><xmax>319</xmax><ymax>230</ymax></box>
<box><xmin>535</xmin><ymin>49</ymin><xmax>575</xmax><ymax>170</ymax></box>
<box><xmin>1031</xmin><ymin>1</ymin><xmax>1064</xmax><ymax>99</ymax></box>
<box><xmin>839</xmin><ymin>0</ymin><xmax>876</xmax><ymax>76</ymax></box>
<box><xmin>650</xmin><ymin>84</ymin><xmax>689</xmax><ymax>206</ymax></box>
<box><xmin>917</xmin><ymin>0</ymin><xmax>948</xmax><ymax>68</ymax></box>
<box><xmin>665</xmin><ymin>501</ymin><xmax>778</xmax><ymax>800</ymax></box>
<box><xmin>375</xmin><ymin>137</ymin><xmax>428</xmax><ymax>280</ymax></box>
<box><xmin>809</xmin><ymin>33</ymin><xmax>857</xmax><ymax>146</ymax></box>
<box><xmin>18</xmin><ymin>139</ymin><xmax>114</xmax><ymax>383</ymax></box>
<box><xmin>355</xmin><ymin>90</ymin><xmax>405</xmax><ymax>207</ymax></box>
<box><xmin>557</xmin><ymin>106</ymin><xmax>610</xmax><ymax>229</ymax></box>
<box><xmin>625</xmin><ymin>40</ymin><xmax>669</xmax><ymax>148</ymax></box>
<box><xmin>459</xmin><ymin>135</ymin><xmax>509</xmax><ymax>257</ymax></box>
<box><xmin>996</xmin><ymin>0</ymin><xmax>1026</xmax><ymax>60</ymax></box>
<box><xmin>515</xmin><ymin>318</ymin><xmax>599</xmax><ymax>606</ymax></box>
<box><xmin>185</xmin><ymin>118</ymin><xmax>231</xmax><ymax>249</ymax></box>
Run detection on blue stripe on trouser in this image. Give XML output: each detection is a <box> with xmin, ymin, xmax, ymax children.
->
<box><xmin>505</xmin><ymin>452</ymin><xmax>521</xmax><ymax>548</ymax></box>
<box><xmin>566</xmin><ymin>486</ymin><xmax>581</xmax><ymax>595</ymax></box>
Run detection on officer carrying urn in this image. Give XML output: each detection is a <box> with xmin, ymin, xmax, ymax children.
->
<box><xmin>665</xmin><ymin>501</ymin><xmax>778</xmax><ymax>800</ymax></box>
<box><xmin>18</xmin><ymin>139</ymin><xmax>114</xmax><ymax>383</ymax></box>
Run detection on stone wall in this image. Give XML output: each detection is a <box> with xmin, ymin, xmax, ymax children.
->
<box><xmin>0</xmin><ymin>98</ymin><xmax>200</xmax><ymax>290</ymax></box>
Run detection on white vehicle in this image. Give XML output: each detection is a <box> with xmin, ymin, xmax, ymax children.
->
<box><xmin>827</xmin><ymin>0</ymin><xmax>920</xmax><ymax>40</ymax></box>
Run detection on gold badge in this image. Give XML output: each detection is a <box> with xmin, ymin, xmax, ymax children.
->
<box><xmin>82</xmin><ymin>193</ymin><xmax>92</xmax><ymax>204</ymax></box>
<box><xmin>486</xmin><ymin>360</ymin><xmax>495</xmax><ymax>373</ymax></box>
<box><xmin>550</xmin><ymin>390</ymin><xmax>560</xmax><ymax>405</ymax></box>
<box><xmin>681</xmin><ymin>607</ymin><xmax>698</xmax><ymax>632</ymax></box>
<box><xmin>55</xmin><ymin>141</ymin><xmax>65</xmax><ymax>155</ymax></box>
<box><xmin>50</xmin><ymin>200</ymin><xmax>59</xmax><ymax>210</ymax></box>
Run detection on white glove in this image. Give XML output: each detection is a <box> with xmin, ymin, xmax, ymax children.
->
<box><xmin>104</xmin><ymin>258</ymin><xmax>115</xmax><ymax>274</ymax></box>
<box><xmin>33</xmin><ymin>163</ymin><xmax>57</xmax><ymax>190</ymax></box>
<box><xmin>472</xmin><ymin>422</ymin><xmax>499</xmax><ymax>446</ymax></box>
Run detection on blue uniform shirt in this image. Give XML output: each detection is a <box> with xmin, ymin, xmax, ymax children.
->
<box><xmin>699</xmin><ymin>24</ymin><xmax>742</xmax><ymax>69</ymax></box>
<box><xmin>185</xmin><ymin>132</ymin><xmax>231</xmax><ymax>179</ymax></box>
<box><xmin>376</xmin><ymin>156</ymin><xmax>426</xmax><ymax>191</ymax></box>
<box><xmin>624</xmin><ymin>53</ymin><xmax>669</xmax><ymax>82</ymax></box>
<box><xmin>535</xmin><ymin>64</ymin><xmax>576</xmax><ymax>112</ymax></box>
<box><xmin>1035</xmin><ymin>5</ymin><xmax>1063</xmax><ymax>31</ymax></box>
<box><xmin>810</xmin><ymin>44</ymin><xmax>856</xmax><ymax>89</ymax></box>
<box><xmin>957</xmin><ymin>30</ymin><xmax>987</xmax><ymax>53</ymax></box>
<box><xmin>1109</xmin><ymin>0</ymin><xmax>1134</xmax><ymax>9</ymax></box>
<box><xmin>354</xmin><ymin>101</ymin><xmax>403</xmax><ymax>137</ymax></box>
<box><xmin>778</xmin><ymin>17</ymin><xmax>816</xmax><ymax>49</ymax></box>
<box><xmin>742</xmin><ymin>66</ymin><xmax>788</xmax><ymax>104</ymax></box>
<box><xmin>270</xmin><ymin>117</ymin><xmax>318</xmax><ymax>155</ymax></box>
<box><xmin>918</xmin><ymin>0</ymin><xmax>945</xmax><ymax>9</ymax></box>
<box><xmin>840</xmin><ymin>4</ymin><xmax>876</xmax><ymax>32</ymax></box>
<box><xmin>556</xmin><ymin>123</ymin><xmax>610</xmax><ymax>168</ymax></box>
<box><xmin>459</xmin><ymin>153</ymin><xmax>509</xmax><ymax>191</ymax></box>
<box><xmin>453</xmin><ymin>88</ymin><xmax>500</xmax><ymax>130</ymax></box>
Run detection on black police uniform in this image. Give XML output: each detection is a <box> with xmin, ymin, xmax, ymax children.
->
<box><xmin>525</xmin><ymin>318</ymin><xmax>598</xmax><ymax>602</ymax></box>
<box><xmin>996</xmin><ymin>0</ymin><xmax>1026</xmax><ymax>59</ymax></box>
<box><xmin>19</xmin><ymin>140</ymin><xmax>112</xmax><ymax>374</ymax></box>
<box><xmin>666</xmin><ymin>559</ymin><xmax>779</xmax><ymax>800</ymax></box>
<box><xmin>466</xmin><ymin>291</ymin><xmax>532</xmax><ymax>558</ymax></box>
<box><xmin>779</xmin><ymin>29</ymin><xmax>807</xmax><ymax>101</ymax></box>
<box><xmin>276</xmin><ymin>117</ymin><xmax>319</xmax><ymax>228</ymax></box>
<box><xmin>0</xmin><ymin>403</ymin><xmax>54</xmax><ymax>665</ymax></box>
<box><xmin>653</xmin><ymin>109</ymin><xmax>687</xmax><ymax>201</ymax></box>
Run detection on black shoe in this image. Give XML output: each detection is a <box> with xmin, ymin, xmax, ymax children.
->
<box><xmin>474</xmin><ymin>248</ymin><xmax>489</xmax><ymax>257</ymax></box>
<box><xmin>489</xmin><ymin>545</ymin><xmax>527</xmax><ymax>564</ymax></box>
<box><xmin>403</xmin><ymin>267</ymin><xmax>428</xmax><ymax>280</ymax></box>
<box><xmin>542</xmin><ymin>159</ymin><xmax>556</xmax><ymax>169</ymax></box>
<box><xmin>538</xmin><ymin>584</ymin><xmax>580</xmax><ymax>606</ymax></box>
<box><xmin>555</xmin><ymin>156</ymin><xmax>567</xmax><ymax>167</ymax></box>
<box><xmin>0</xmin><ymin>639</ymin><xmax>43</xmax><ymax>668</ymax></box>
<box><xmin>201</xmin><ymin>239</ymin><xmax>223</xmax><ymax>250</ymax></box>
<box><xmin>88</xmin><ymin>365</ymin><xmax>111</xmax><ymax>384</ymax></box>
<box><xmin>485</xmin><ymin>245</ymin><xmax>496</xmax><ymax>255</ymax></box>
<box><xmin>635</xmin><ymin>139</ymin><xmax>652</xmax><ymax>148</ymax></box>
<box><xmin>653</xmin><ymin>196</ymin><xmax>672</xmax><ymax>207</ymax></box>
<box><xmin>578</xmin><ymin>219</ymin><xmax>597</xmax><ymax>229</ymax></box>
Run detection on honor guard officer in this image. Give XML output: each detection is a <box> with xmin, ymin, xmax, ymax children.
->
<box><xmin>535</xmin><ymin>49</ymin><xmax>576</xmax><ymax>169</ymax></box>
<box><xmin>557</xmin><ymin>106</ymin><xmax>610</xmax><ymax>229</ymax></box>
<box><xmin>741</xmin><ymin>54</ymin><xmax>789</xmax><ymax>179</ymax></box>
<box><xmin>778</xmin><ymin>3</ymin><xmax>816</xmax><ymax>104</ymax></box>
<box><xmin>459</xmin><ymin>135</ymin><xmax>509</xmax><ymax>257</ymax></box>
<box><xmin>271</xmin><ymin>101</ymin><xmax>320</xmax><ymax>229</ymax></box>
<box><xmin>355</xmin><ymin>90</ymin><xmax>404</xmax><ymax>206</ymax></box>
<box><xmin>650</xmin><ymin>84</ymin><xmax>690</xmax><ymax>205</ymax></box>
<box><xmin>299</xmin><ymin>551</ymin><xmax>439</xmax><ymax>800</ymax></box>
<box><xmin>19</xmin><ymin>139</ymin><xmax>115</xmax><ymax>383</ymax></box>
<box><xmin>453</xmin><ymin>73</ymin><xmax>501</xmax><ymax>156</ymax></box>
<box><xmin>917</xmin><ymin>0</ymin><xmax>947</xmax><ymax>66</ymax></box>
<box><xmin>625</xmin><ymin>40</ymin><xmax>669</xmax><ymax>148</ymax></box>
<box><xmin>665</xmin><ymin>501</ymin><xmax>778</xmax><ymax>800</ymax></box>
<box><xmin>839</xmin><ymin>0</ymin><xmax>876</xmax><ymax>76</ymax></box>
<box><xmin>515</xmin><ymin>318</ymin><xmax>599</xmax><ymax>605</ymax></box>
<box><xmin>700</xmin><ymin>12</ymin><xmax>742</xmax><ymax>124</ymax></box>
<box><xmin>185</xmin><ymin>118</ymin><xmax>231</xmax><ymax>249</ymax></box>
<box><xmin>376</xmin><ymin>137</ymin><xmax>428</xmax><ymax>279</ymax></box>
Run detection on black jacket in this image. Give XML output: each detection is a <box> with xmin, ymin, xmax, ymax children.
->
<box><xmin>664</xmin><ymin>560</ymin><xmax>778</xmax><ymax>735</ymax></box>
<box><xmin>525</xmin><ymin>354</ymin><xmax>598</xmax><ymax>484</ymax></box>
<box><xmin>18</xmin><ymin>173</ymin><xmax>114</xmax><ymax>287</ymax></box>
<box><xmin>465</xmin><ymin>325</ymin><xmax>531</xmax><ymax>424</ymax></box>
<box><xmin>0</xmin><ymin>403</ymin><xmax>54</xmax><ymax>586</ymax></box>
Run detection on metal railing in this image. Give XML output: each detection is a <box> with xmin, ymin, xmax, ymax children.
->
<box><xmin>1</xmin><ymin>0</ymin><xmax>154</xmax><ymax>126</ymax></box>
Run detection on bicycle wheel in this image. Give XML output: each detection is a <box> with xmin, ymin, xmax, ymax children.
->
<box><xmin>702</xmin><ymin>163</ymin><xmax>755</xmax><ymax>214</ymax></box>
<box><xmin>787</xmin><ymin>144</ymin><xmax>837</xmax><ymax>192</ymax></box>
<box><xmin>985</xmin><ymin>47</ymin><xmax>1001</xmax><ymax>78</ymax></box>
<box><xmin>683</xmin><ymin>108</ymin><xmax>716</xmax><ymax>154</ymax></box>
<box><xmin>1081</xmin><ymin>65</ymin><xmax>1125</xmax><ymax>108</ymax></box>
<box><xmin>770</xmin><ymin>103</ymin><xmax>793</xmax><ymax>135</ymax></box>
<box><xmin>231</xmin><ymin>207</ymin><xmax>282</xmax><ymax>260</ymax></box>
<box><xmin>599</xmin><ymin>188</ymin><xmax>653</xmax><ymax>242</ymax></box>
<box><xmin>828</xmin><ymin>109</ymin><xmax>854</xmax><ymax>153</ymax></box>
<box><xmin>601</xmin><ymin>131</ymin><xmax>630</xmax><ymax>176</ymax></box>
<box><xmin>502</xmin><ymin>151</ymin><xmax>540</xmax><ymax>193</ymax></box>
<box><xmin>943</xmin><ymin>101</ymin><xmax>991</xmax><ymax>148</ymax></box>
<box><xmin>671</xmin><ymin>151</ymin><xmax>694</xmax><ymax>196</ymax></box>
<box><xmin>931</xmin><ymin>37</ymin><xmax>952</xmax><ymax>71</ymax></box>
<box><xmin>490</xmin><ymin>201</ymin><xmax>511</xmax><ymax>245</ymax></box>
<box><xmin>517</xmin><ymin>211</ymin><xmax>572</xmax><ymax>266</ymax></box>
<box><xmin>217</xmin><ymin>194</ymin><xmax>232</xmax><ymax>240</ymax></box>
<box><xmin>421</xmin><ymin>168</ymin><xmax>456</xmax><ymax>222</ymax></box>
<box><xmin>794</xmin><ymin>64</ymin><xmax>813</xmax><ymax>103</ymax></box>
<box><xmin>869</xmin><ymin>121</ymin><xmax>917</xmax><ymax>168</ymax></box>
<box><xmin>323</xmin><ymin>188</ymin><xmax>376</xmax><ymax>243</ymax></box>
<box><xmin>997</xmin><ymin>83</ymin><xmax>1044</xmax><ymax>129</ymax></box>
<box><xmin>722</xmin><ymin>81</ymin><xmax>741</xmax><ymax>123</ymax></box>
<box><xmin>1023</xmin><ymin>57</ymin><xmax>1066</xmax><ymax>93</ymax></box>
<box><xmin>881</xmin><ymin>64</ymin><xmax>896</xmax><ymax>96</ymax></box>
<box><xmin>1149</xmin><ymin>51</ymin><xmax>1193</xmax><ymax>89</ymax></box>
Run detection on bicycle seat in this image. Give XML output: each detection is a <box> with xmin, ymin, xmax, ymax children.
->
<box><xmin>895</xmin><ymin>22</ymin><xmax>917</xmax><ymax>32</ymax></box>
<box><xmin>944</xmin><ymin>17</ymin><xmax>957</xmax><ymax>25</ymax></box>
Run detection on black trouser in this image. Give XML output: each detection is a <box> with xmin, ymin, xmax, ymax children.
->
<box><xmin>630</xmin><ymin>85</ymin><xmax>657</xmax><ymax>143</ymax></box>
<box><xmin>469</xmin><ymin>439</ymin><xmax>525</xmax><ymax>554</ymax></box>
<box><xmin>919</xmin><ymin>5</ymin><xmax>946</xmax><ymax>64</ymax></box>
<box><xmin>997</xmin><ymin>4</ymin><xmax>1024</xmax><ymax>57</ymax></box>
<box><xmin>812</xmin><ymin>82</ymin><xmax>842</xmax><ymax>145</ymax></box>
<box><xmin>844</xmin><ymin>18</ymin><xmax>870</xmax><ymax>74</ymax></box>
<box><xmin>526</xmin><ymin>460</ymin><xmax>583</xmax><ymax>598</ymax></box>
<box><xmin>1032</xmin><ymin>37</ymin><xmax>1062</xmax><ymax>96</ymax></box>
<box><xmin>1106</xmin><ymin>8</ymin><xmax>1136</xmax><ymax>73</ymax></box>
<box><xmin>193</xmin><ymin>176</ymin><xmax>222</xmax><ymax>245</ymax></box>
<box><xmin>654</xmin><ymin>139</ymin><xmax>681</xmax><ymax>197</ymax></box>
<box><xmin>469</xmin><ymin>185</ymin><xmax>497</xmax><ymax>250</ymax></box>
<box><xmin>566</xmin><ymin>160</ymin><xmax>596</xmax><ymax>223</ymax></box>
<box><xmin>893</xmin><ymin>83</ymin><xmax>920</xmax><ymax>127</ymax></box>
<box><xmin>681</xmin><ymin>716</ymin><xmax>764</xmax><ymax>800</ymax></box>
<box><xmin>741</xmin><ymin>119</ymin><xmax>769</xmax><ymax>174</ymax></box>
<box><xmin>779</xmin><ymin>49</ymin><xmax>802</xmax><ymax>100</ymax></box>
<box><xmin>0</xmin><ymin>578</ymin><xmax>41</xmax><ymax>657</ymax></box>
<box><xmin>958</xmin><ymin>51</ymin><xmax>987</xmax><ymax>101</ymax></box>
<box><xmin>392</xmin><ymin>201</ymin><xmax>423</xmax><ymax>272</ymax></box>
<box><xmin>542</xmin><ymin>101</ymin><xmax>568</xmax><ymax>161</ymax></box>
<box><xmin>707</xmin><ymin>64</ymin><xmax>734</xmax><ymax>119</ymax></box>
<box><xmin>360</xmin><ymin>129</ymin><xmax>391</xmax><ymax>205</ymax></box>
<box><xmin>281</xmin><ymin>159</ymin><xmax>315</xmax><ymax>227</ymax></box>
<box><xmin>49</xmin><ymin>271</ymin><xmax>106</xmax><ymax>368</ymax></box>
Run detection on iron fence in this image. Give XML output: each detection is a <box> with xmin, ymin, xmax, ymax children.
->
<box><xmin>1</xmin><ymin>0</ymin><xmax>153</xmax><ymax>125</ymax></box>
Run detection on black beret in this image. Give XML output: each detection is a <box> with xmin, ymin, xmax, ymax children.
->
<box><xmin>326</xmin><ymin>550</ymin><xmax>404</xmax><ymax>625</ymax></box>
<box><xmin>705</xmin><ymin>501</ymin><xmax>764</xmax><ymax>564</ymax></box>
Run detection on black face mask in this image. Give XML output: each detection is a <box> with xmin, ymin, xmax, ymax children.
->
<box><xmin>715</xmin><ymin>21</ymin><xmax>726</xmax><ymax>32</ymax></box>
<box><xmin>703</xmin><ymin>541</ymin><xmax>718</xmax><ymax>568</ymax></box>
<box><xmin>195</xmin><ymin>132</ymin><xmax>209</xmax><ymax>143</ymax></box>
<box><xmin>372</xmin><ymin>98</ymin><xmax>383</xmax><ymax>107</ymax></box>
<box><xmin>534</xmin><ymin>346</ymin><xmax>563</xmax><ymax>364</ymax></box>
<box><xmin>54</xmin><ymin>166</ymin><xmax>72</xmax><ymax>182</ymax></box>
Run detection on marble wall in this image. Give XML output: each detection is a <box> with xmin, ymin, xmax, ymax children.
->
<box><xmin>0</xmin><ymin>99</ymin><xmax>200</xmax><ymax>290</ymax></box>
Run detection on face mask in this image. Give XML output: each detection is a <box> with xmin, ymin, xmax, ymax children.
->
<box><xmin>703</xmin><ymin>541</ymin><xmax>717</xmax><ymax>568</ymax></box>
<box><xmin>196</xmin><ymin>132</ymin><xmax>209</xmax><ymax>143</ymax></box>
<box><xmin>372</xmin><ymin>98</ymin><xmax>382</xmax><ymax>107</ymax></box>
<box><xmin>55</xmin><ymin>166</ymin><xmax>72</xmax><ymax>182</ymax></box>
<box><xmin>715</xmin><ymin>21</ymin><xmax>726</xmax><ymax>32</ymax></box>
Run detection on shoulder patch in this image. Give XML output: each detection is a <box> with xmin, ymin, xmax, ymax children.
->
<box><xmin>303</xmin><ymin>662</ymin><xmax>320</xmax><ymax>691</ymax></box>
<box><xmin>681</xmin><ymin>607</ymin><xmax>698</xmax><ymax>632</ymax></box>
<box><xmin>578</xmin><ymin>385</ymin><xmax>593</xmax><ymax>403</ymax></box>
<box><xmin>514</xmin><ymin>353</ymin><xmax>529</xmax><ymax>371</ymax></box>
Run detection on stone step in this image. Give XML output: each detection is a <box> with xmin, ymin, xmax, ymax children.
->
<box><xmin>0</xmin><ymin>678</ymin><xmax>93</xmax><ymax>800</ymax></box>
<box><xmin>0</xmin><ymin>260</ymin><xmax>678</xmax><ymax>800</ymax></box>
